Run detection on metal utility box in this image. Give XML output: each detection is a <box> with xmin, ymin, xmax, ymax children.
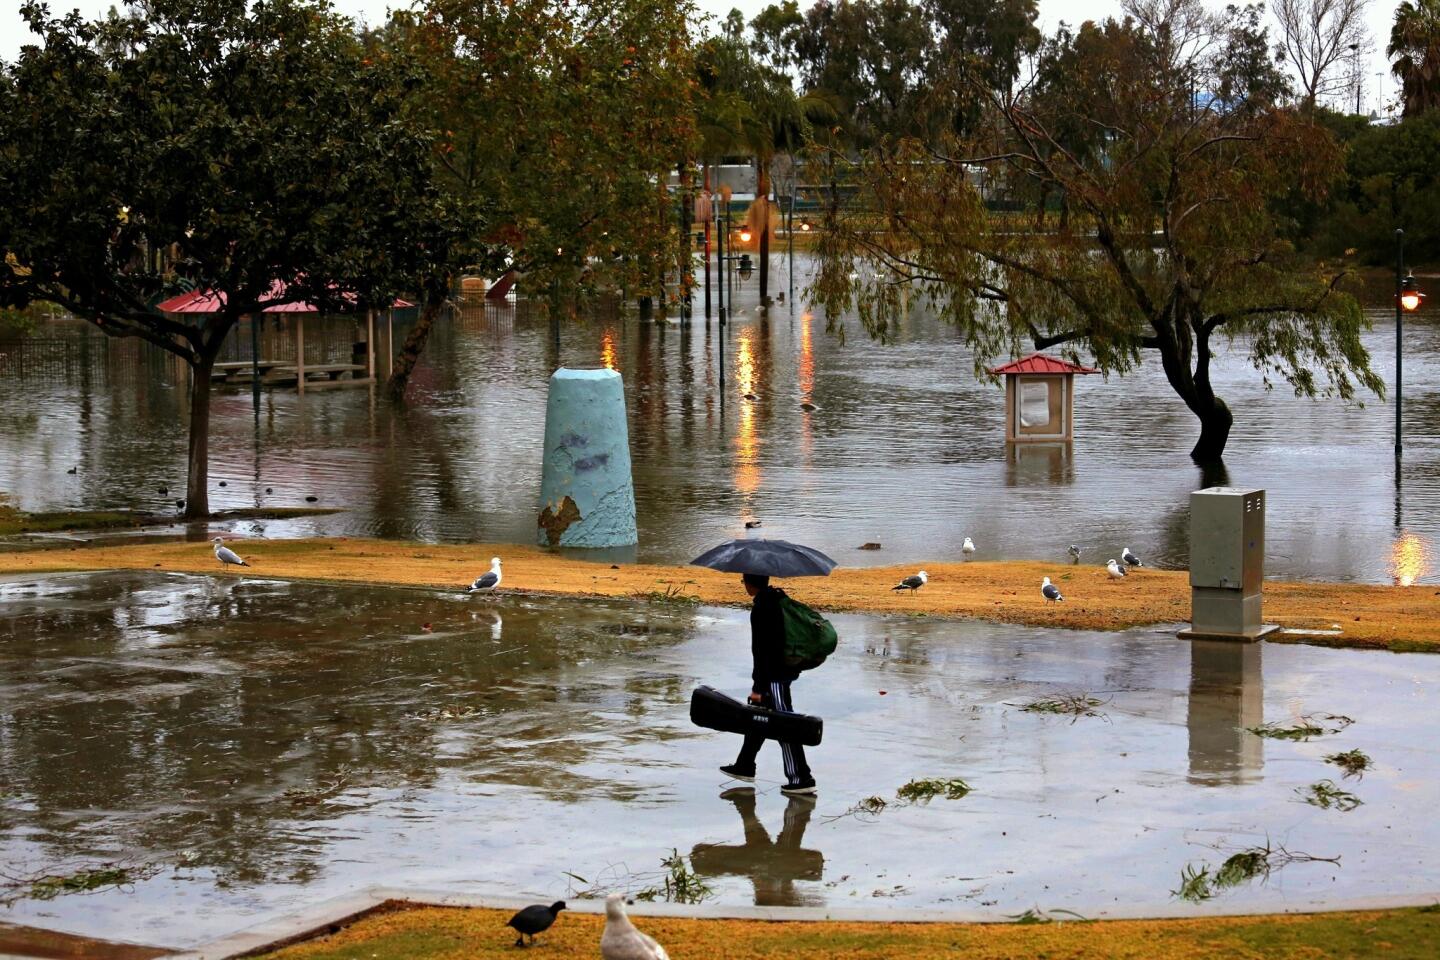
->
<box><xmin>1179</xmin><ymin>487</ymin><xmax>1278</xmax><ymax>642</ymax></box>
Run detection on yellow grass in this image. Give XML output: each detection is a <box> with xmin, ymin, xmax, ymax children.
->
<box><xmin>258</xmin><ymin>903</ymin><xmax>1440</xmax><ymax>960</ymax></box>
<box><xmin>1</xmin><ymin>537</ymin><xmax>1436</xmax><ymax>651</ymax></box>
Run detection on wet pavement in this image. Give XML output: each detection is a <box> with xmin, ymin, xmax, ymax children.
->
<box><xmin>2</xmin><ymin>572</ymin><xmax>1437</xmax><ymax>947</ymax></box>
<box><xmin>1</xmin><ymin>257</ymin><xmax>1438</xmax><ymax>583</ymax></box>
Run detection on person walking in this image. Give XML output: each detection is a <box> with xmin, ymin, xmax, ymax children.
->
<box><xmin>720</xmin><ymin>573</ymin><xmax>816</xmax><ymax>795</ymax></box>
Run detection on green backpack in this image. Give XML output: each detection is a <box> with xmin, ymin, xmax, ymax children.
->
<box><xmin>777</xmin><ymin>591</ymin><xmax>838</xmax><ymax>671</ymax></box>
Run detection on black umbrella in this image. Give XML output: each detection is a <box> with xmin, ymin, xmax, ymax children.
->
<box><xmin>690</xmin><ymin>538</ymin><xmax>837</xmax><ymax>578</ymax></box>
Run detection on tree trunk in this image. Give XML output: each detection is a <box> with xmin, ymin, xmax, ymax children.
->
<box><xmin>387</xmin><ymin>276</ymin><xmax>449</xmax><ymax>401</ymax></box>
<box><xmin>1190</xmin><ymin>397</ymin><xmax>1234</xmax><ymax>463</ymax></box>
<box><xmin>183</xmin><ymin>346</ymin><xmax>217</xmax><ymax>519</ymax></box>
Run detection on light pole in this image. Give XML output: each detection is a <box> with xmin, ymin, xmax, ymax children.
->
<box><xmin>787</xmin><ymin>192</ymin><xmax>796</xmax><ymax>313</ymax></box>
<box><xmin>1395</xmin><ymin>228</ymin><xmax>1426</xmax><ymax>460</ymax></box>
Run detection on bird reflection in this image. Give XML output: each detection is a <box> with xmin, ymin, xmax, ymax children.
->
<box><xmin>690</xmin><ymin>789</ymin><xmax>823</xmax><ymax>906</ymax></box>
<box><xmin>1187</xmin><ymin>640</ymin><xmax>1263</xmax><ymax>785</ymax></box>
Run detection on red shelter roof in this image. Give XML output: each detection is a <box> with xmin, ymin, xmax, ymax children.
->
<box><xmin>988</xmin><ymin>352</ymin><xmax>1098</xmax><ymax>376</ymax></box>
<box><xmin>156</xmin><ymin>280</ymin><xmax>411</xmax><ymax>314</ymax></box>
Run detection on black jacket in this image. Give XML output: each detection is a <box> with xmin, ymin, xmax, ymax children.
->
<box><xmin>751</xmin><ymin>587</ymin><xmax>799</xmax><ymax>693</ymax></box>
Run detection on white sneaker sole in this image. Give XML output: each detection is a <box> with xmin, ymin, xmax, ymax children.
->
<box><xmin>781</xmin><ymin>784</ymin><xmax>817</xmax><ymax>795</ymax></box>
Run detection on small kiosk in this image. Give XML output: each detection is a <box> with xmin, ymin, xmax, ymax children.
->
<box><xmin>989</xmin><ymin>352</ymin><xmax>1098</xmax><ymax>445</ymax></box>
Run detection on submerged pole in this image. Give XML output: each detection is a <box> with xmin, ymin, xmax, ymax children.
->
<box><xmin>537</xmin><ymin>368</ymin><xmax>638</xmax><ymax>548</ymax></box>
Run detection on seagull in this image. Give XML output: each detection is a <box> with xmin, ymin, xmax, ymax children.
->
<box><xmin>212</xmin><ymin>537</ymin><xmax>248</xmax><ymax>568</ymax></box>
<box><xmin>468</xmin><ymin>556</ymin><xmax>503</xmax><ymax>594</ymax></box>
<box><xmin>600</xmin><ymin>893</ymin><xmax>669</xmax><ymax>960</ymax></box>
<box><xmin>507</xmin><ymin>901</ymin><xmax>565</xmax><ymax>948</ymax></box>
<box><xmin>1107</xmin><ymin>559</ymin><xmax>1127</xmax><ymax>580</ymax></box>
<box><xmin>744</xmin><ymin>519</ymin><xmax>763</xmax><ymax>539</ymax></box>
<box><xmin>1068</xmin><ymin>544</ymin><xmax>1082</xmax><ymax>562</ymax></box>
<box><xmin>892</xmin><ymin>570</ymin><xmax>928</xmax><ymax>593</ymax></box>
<box><xmin>1121</xmin><ymin>547</ymin><xmax>1144</xmax><ymax>568</ymax></box>
<box><xmin>1041</xmin><ymin>576</ymin><xmax>1064</xmax><ymax>602</ymax></box>
<box><xmin>961</xmin><ymin>537</ymin><xmax>976</xmax><ymax>558</ymax></box>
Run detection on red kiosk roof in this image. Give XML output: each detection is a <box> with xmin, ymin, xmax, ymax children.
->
<box><xmin>156</xmin><ymin>280</ymin><xmax>412</xmax><ymax>314</ymax></box>
<box><xmin>988</xmin><ymin>352</ymin><xmax>1098</xmax><ymax>376</ymax></box>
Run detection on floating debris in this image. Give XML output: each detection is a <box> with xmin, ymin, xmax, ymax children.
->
<box><xmin>1008</xmin><ymin>907</ymin><xmax>1090</xmax><ymax>924</ymax></box>
<box><xmin>897</xmin><ymin>778</ymin><xmax>971</xmax><ymax>803</ymax></box>
<box><xmin>1017</xmin><ymin>694</ymin><xmax>1108</xmax><ymax>722</ymax></box>
<box><xmin>1247</xmin><ymin>713</ymin><xmax>1354</xmax><ymax>741</ymax></box>
<box><xmin>282</xmin><ymin>766</ymin><xmax>353</xmax><ymax>806</ymax></box>
<box><xmin>1297</xmin><ymin>780</ymin><xmax>1363</xmax><ymax>812</ymax></box>
<box><xmin>632</xmin><ymin>583</ymin><xmax>700</xmax><ymax>606</ymax></box>
<box><xmin>1173</xmin><ymin>842</ymin><xmax>1340</xmax><ymax>902</ymax></box>
<box><xmin>1324</xmin><ymin>748</ymin><xmax>1373</xmax><ymax>778</ymax></box>
<box><xmin>1</xmin><ymin>861</ymin><xmax>159</xmax><ymax>907</ymax></box>
<box><xmin>406</xmin><ymin>705</ymin><xmax>480</xmax><ymax>722</ymax></box>
<box><xmin>633</xmin><ymin>849</ymin><xmax>712</xmax><ymax>904</ymax></box>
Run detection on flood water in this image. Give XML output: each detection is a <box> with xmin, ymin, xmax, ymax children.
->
<box><xmin>0</xmin><ymin>257</ymin><xmax>1438</xmax><ymax>584</ymax></box>
<box><xmin>2</xmin><ymin>572</ymin><xmax>1437</xmax><ymax>948</ymax></box>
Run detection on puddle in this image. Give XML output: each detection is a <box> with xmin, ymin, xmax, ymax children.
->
<box><xmin>1</xmin><ymin>572</ymin><xmax>1437</xmax><ymax>946</ymax></box>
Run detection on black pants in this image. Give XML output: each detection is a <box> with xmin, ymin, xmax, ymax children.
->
<box><xmin>734</xmin><ymin>680</ymin><xmax>811</xmax><ymax>784</ymax></box>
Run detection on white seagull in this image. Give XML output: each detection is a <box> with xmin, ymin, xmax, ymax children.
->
<box><xmin>961</xmin><ymin>537</ymin><xmax>977</xmax><ymax>558</ymax></box>
<box><xmin>600</xmin><ymin>893</ymin><xmax>669</xmax><ymax>960</ymax></box>
<box><xmin>1041</xmin><ymin>576</ymin><xmax>1064</xmax><ymax>602</ymax></box>
<box><xmin>1068</xmin><ymin>544</ymin><xmax>1082</xmax><ymax>562</ymax></box>
<box><xmin>891</xmin><ymin>570</ymin><xmax>928</xmax><ymax>593</ymax></box>
<box><xmin>212</xmin><ymin>537</ymin><xmax>248</xmax><ymax>568</ymax></box>
<box><xmin>1121</xmin><ymin>547</ymin><xmax>1144</xmax><ymax>568</ymax></box>
<box><xmin>1107</xmin><ymin>559</ymin><xmax>1127</xmax><ymax>580</ymax></box>
<box><xmin>468</xmin><ymin>556</ymin><xmax>503</xmax><ymax>593</ymax></box>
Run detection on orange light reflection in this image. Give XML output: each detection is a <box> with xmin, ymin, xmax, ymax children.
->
<box><xmin>599</xmin><ymin>328</ymin><xmax>618</xmax><ymax>370</ymax></box>
<box><xmin>734</xmin><ymin>330</ymin><xmax>759</xmax><ymax>496</ymax></box>
<box><xmin>1391</xmin><ymin>531</ymin><xmax>1430</xmax><ymax>587</ymax></box>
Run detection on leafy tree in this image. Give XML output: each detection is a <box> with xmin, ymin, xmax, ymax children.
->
<box><xmin>379</xmin><ymin>0</ymin><xmax>699</xmax><ymax>396</ymax></box>
<box><xmin>1389</xmin><ymin>0</ymin><xmax>1440</xmax><ymax>117</ymax></box>
<box><xmin>0</xmin><ymin>0</ymin><xmax>446</xmax><ymax>516</ymax></box>
<box><xmin>815</xmin><ymin>0</ymin><xmax>1380</xmax><ymax>463</ymax></box>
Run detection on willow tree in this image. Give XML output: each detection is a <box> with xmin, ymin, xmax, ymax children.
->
<box><xmin>814</xmin><ymin>0</ymin><xmax>1381</xmax><ymax>463</ymax></box>
<box><xmin>0</xmin><ymin>0</ymin><xmax>446</xmax><ymax>516</ymax></box>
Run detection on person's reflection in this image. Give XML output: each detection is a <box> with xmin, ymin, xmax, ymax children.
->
<box><xmin>1187</xmin><ymin>640</ymin><xmax>1263</xmax><ymax>784</ymax></box>
<box><xmin>690</xmin><ymin>789</ymin><xmax>823</xmax><ymax>906</ymax></box>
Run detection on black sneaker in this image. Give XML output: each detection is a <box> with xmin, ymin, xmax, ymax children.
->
<box><xmin>719</xmin><ymin>763</ymin><xmax>755</xmax><ymax>781</ymax></box>
<box><xmin>781</xmin><ymin>778</ymin><xmax>817</xmax><ymax>795</ymax></box>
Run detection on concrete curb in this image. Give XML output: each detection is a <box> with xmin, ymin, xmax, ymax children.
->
<box><xmin>172</xmin><ymin>885</ymin><xmax>1440</xmax><ymax>959</ymax></box>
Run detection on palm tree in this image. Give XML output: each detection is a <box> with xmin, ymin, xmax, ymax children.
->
<box><xmin>1390</xmin><ymin>0</ymin><xmax>1440</xmax><ymax>117</ymax></box>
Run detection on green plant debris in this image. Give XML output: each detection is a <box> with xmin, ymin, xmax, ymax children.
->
<box><xmin>633</xmin><ymin>849</ymin><xmax>712</xmax><ymax>904</ymax></box>
<box><xmin>406</xmin><ymin>705</ymin><xmax>481</xmax><ymax>722</ymax></box>
<box><xmin>1246</xmin><ymin>713</ymin><xmax>1354</xmax><ymax>741</ymax></box>
<box><xmin>0</xmin><ymin>861</ymin><xmax>160</xmax><ymax>906</ymax></box>
<box><xmin>1017</xmin><ymin>694</ymin><xmax>1108</xmax><ymax>721</ymax></box>
<box><xmin>1297</xmin><ymin>780</ymin><xmax>1363</xmax><ymax>811</ymax></box>
<box><xmin>1172</xmin><ymin>842</ymin><xmax>1340</xmax><ymax>902</ymax></box>
<box><xmin>1007</xmin><ymin>907</ymin><xmax>1091</xmax><ymax>924</ymax></box>
<box><xmin>896</xmin><ymin>777</ymin><xmax>972</xmax><ymax>802</ymax></box>
<box><xmin>1325</xmin><ymin>748</ymin><xmax>1373</xmax><ymax>778</ymax></box>
<box><xmin>282</xmin><ymin>766</ymin><xmax>353</xmax><ymax>807</ymax></box>
<box><xmin>633</xmin><ymin>583</ymin><xmax>701</xmax><ymax>606</ymax></box>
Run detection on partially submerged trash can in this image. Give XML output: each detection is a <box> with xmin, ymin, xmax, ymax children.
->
<box><xmin>1179</xmin><ymin>487</ymin><xmax>1278</xmax><ymax>641</ymax></box>
<box><xmin>537</xmin><ymin>367</ymin><xmax>638</xmax><ymax>548</ymax></box>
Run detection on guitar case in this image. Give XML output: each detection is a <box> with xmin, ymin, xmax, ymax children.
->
<box><xmin>689</xmin><ymin>685</ymin><xmax>824</xmax><ymax>747</ymax></box>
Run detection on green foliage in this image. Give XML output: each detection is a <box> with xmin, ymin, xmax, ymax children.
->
<box><xmin>1173</xmin><ymin>842</ymin><xmax>1339</xmax><ymax>902</ymax></box>
<box><xmin>0</xmin><ymin>0</ymin><xmax>450</xmax><ymax>515</ymax></box>
<box><xmin>815</xmin><ymin>2</ymin><xmax>1381</xmax><ymax>462</ymax></box>
<box><xmin>633</xmin><ymin>849</ymin><xmax>713</xmax><ymax>904</ymax></box>
<box><xmin>1305</xmin><ymin>111</ymin><xmax>1440</xmax><ymax>265</ymax></box>
<box><xmin>1390</xmin><ymin>0</ymin><xmax>1440</xmax><ymax>118</ymax></box>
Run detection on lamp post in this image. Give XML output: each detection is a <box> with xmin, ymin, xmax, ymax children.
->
<box><xmin>1395</xmin><ymin>228</ymin><xmax>1426</xmax><ymax>460</ymax></box>
<box><xmin>787</xmin><ymin>192</ymin><xmax>795</xmax><ymax>313</ymax></box>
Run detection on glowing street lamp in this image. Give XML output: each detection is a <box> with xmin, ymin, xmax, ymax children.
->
<box><xmin>738</xmin><ymin>227</ymin><xmax>753</xmax><ymax>244</ymax></box>
<box><xmin>1399</xmin><ymin>272</ymin><xmax>1424</xmax><ymax>313</ymax></box>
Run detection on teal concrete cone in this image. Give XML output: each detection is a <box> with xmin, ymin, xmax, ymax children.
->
<box><xmin>537</xmin><ymin>367</ymin><xmax>638</xmax><ymax>547</ymax></box>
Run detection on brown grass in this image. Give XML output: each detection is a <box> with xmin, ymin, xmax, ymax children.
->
<box><xmin>256</xmin><ymin>903</ymin><xmax>1440</xmax><ymax>960</ymax></box>
<box><xmin>0</xmin><ymin>537</ymin><xmax>1435</xmax><ymax>651</ymax></box>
